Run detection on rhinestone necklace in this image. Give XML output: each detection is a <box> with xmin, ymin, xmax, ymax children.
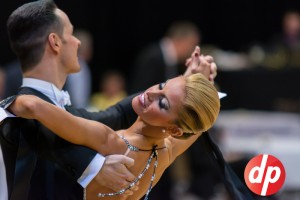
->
<box><xmin>84</xmin><ymin>135</ymin><xmax>166</xmax><ymax>200</ymax></box>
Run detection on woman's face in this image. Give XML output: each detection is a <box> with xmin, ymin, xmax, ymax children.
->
<box><xmin>132</xmin><ymin>76</ymin><xmax>185</xmax><ymax>127</ymax></box>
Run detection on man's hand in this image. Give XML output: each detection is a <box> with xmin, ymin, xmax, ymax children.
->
<box><xmin>91</xmin><ymin>155</ymin><xmax>138</xmax><ymax>199</ymax></box>
<box><xmin>184</xmin><ymin>46</ymin><xmax>217</xmax><ymax>84</ymax></box>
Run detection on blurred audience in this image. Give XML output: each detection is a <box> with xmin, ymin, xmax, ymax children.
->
<box><xmin>128</xmin><ymin>20</ymin><xmax>200</xmax><ymax>94</ymax></box>
<box><xmin>64</xmin><ymin>29</ymin><xmax>93</xmax><ymax>108</ymax></box>
<box><xmin>207</xmin><ymin>46</ymin><xmax>252</xmax><ymax>71</ymax></box>
<box><xmin>248</xmin><ymin>10</ymin><xmax>300</xmax><ymax>69</ymax></box>
<box><xmin>90</xmin><ymin>70</ymin><xmax>127</xmax><ymax>110</ymax></box>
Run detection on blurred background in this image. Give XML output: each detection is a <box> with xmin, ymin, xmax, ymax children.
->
<box><xmin>1</xmin><ymin>0</ymin><xmax>300</xmax><ymax>199</ymax></box>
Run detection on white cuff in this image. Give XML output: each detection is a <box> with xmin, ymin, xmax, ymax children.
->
<box><xmin>77</xmin><ymin>153</ymin><xmax>105</xmax><ymax>188</ymax></box>
<box><xmin>0</xmin><ymin>108</ymin><xmax>16</xmax><ymax>122</ymax></box>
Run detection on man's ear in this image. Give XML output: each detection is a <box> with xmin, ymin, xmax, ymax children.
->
<box><xmin>48</xmin><ymin>33</ymin><xmax>60</xmax><ymax>51</ymax></box>
<box><xmin>167</xmin><ymin>126</ymin><xmax>184</xmax><ymax>137</ymax></box>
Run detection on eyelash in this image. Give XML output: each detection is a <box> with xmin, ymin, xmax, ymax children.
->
<box><xmin>158</xmin><ymin>83</ymin><xmax>168</xmax><ymax>110</ymax></box>
<box><xmin>159</xmin><ymin>97</ymin><xmax>168</xmax><ymax>110</ymax></box>
<box><xmin>159</xmin><ymin>83</ymin><xmax>164</xmax><ymax>90</ymax></box>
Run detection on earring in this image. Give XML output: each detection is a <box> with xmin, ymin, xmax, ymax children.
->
<box><xmin>162</xmin><ymin>129</ymin><xmax>166</xmax><ymax>133</ymax></box>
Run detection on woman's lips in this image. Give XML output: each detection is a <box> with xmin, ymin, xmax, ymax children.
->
<box><xmin>138</xmin><ymin>93</ymin><xmax>146</xmax><ymax>108</ymax></box>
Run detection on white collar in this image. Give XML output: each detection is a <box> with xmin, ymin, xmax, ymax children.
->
<box><xmin>22</xmin><ymin>78</ymin><xmax>71</xmax><ymax>107</ymax></box>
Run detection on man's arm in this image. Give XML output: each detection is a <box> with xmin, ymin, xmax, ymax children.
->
<box><xmin>69</xmin><ymin>93</ymin><xmax>138</xmax><ymax>130</ymax></box>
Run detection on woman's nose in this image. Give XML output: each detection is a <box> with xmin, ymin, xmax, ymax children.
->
<box><xmin>147</xmin><ymin>90</ymin><xmax>160</xmax><ymax>101</ymax></box>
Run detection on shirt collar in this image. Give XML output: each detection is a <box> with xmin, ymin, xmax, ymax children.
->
<box><xmin>22</xmin><ymin>78</ymin><xmax>71</xmax><ymax>107</ymax></box>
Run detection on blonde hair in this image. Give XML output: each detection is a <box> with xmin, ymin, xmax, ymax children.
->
<box><xmin>175</xmin><ymin>73</ymin><xmax>220</xmax><ymax>138</ymax></box>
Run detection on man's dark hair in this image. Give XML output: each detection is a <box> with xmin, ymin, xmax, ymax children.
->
<box><xmin>7</xmin><ymin>0</ymin><xmax>63</xmax><ymax>71</ymax></box>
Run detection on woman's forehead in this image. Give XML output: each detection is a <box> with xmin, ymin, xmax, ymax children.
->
<box><xmin>165</xmin><ymin>76</ymin><xmax>185</xmax><ymax>110</ymax></box>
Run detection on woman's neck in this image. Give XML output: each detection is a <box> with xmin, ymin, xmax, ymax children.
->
<box><xmin>123</xmin><ymin>118</ymin><xmax>167</xmax><ymax>150</ymax></box>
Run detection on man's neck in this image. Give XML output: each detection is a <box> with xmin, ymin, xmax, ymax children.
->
<box><xmin>23</xmin><ymin>70</ymin><xmax>66</xmax><ymax>90</ymax></box>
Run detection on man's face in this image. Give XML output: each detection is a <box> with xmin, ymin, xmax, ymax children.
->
<box><xmin>55</xmin><ymin>9</ymin><xmax>81</xmax><ymax>74</ymax></box>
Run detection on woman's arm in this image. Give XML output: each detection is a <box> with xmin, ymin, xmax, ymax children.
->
<box><xmin>9</xmin><ymin>95</ymin><xmax>116</xmax><ymax>155</ymax></box>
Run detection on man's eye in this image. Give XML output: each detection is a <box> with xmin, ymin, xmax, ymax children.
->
<box><xmin>159</xmin><ymin>97</ymin><xmax>169</xmax><ymax>110</ymax></box>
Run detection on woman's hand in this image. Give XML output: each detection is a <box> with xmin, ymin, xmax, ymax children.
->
<box><xmin>184</xmin><ymin>46</ymin><xmax>217</xmax><ymax>84</ymax></box>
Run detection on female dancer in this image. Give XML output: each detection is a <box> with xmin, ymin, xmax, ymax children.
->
<box><xmin>10</xmin><ymin>69</ymin><xmax>220</xmax><ymax>199</ymax></box>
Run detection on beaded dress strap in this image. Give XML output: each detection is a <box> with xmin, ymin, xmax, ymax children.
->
<box><xmin>119</xmin><ymin>134</ymin><xmax>165</xmax><ymax>152</ymax></box>
<box><xmin>90</xmin><ymin>134</ymin><xmax>166</xmax><ymax>200</ymax></box>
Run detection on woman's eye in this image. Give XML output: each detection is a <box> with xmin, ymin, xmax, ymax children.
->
<box><xmin>159</xmin><ymin>82</ymin><xmax>166</xmax><ymax>90</ymax></box>
<box><xmin>159</xmin><ymin>97</ymin><xmax>169</xmax><ymax>110</ymax></box>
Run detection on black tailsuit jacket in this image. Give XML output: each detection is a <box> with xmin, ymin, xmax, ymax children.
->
<box><xmin>0</xmin><ymin>87</ymin><xmax>137</xmax><ymax>200</ymax></box>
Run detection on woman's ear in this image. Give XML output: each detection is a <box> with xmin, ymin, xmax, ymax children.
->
<box><xmin>167</xmin><ymin>126</ymin><xmax>184</xmax><ymax>137</ymax></box>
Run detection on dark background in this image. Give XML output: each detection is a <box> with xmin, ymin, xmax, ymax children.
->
<box><xmin>1</xmin><ymin>0</ymin><xmax>300</xmax><ymax>110</ymax></box>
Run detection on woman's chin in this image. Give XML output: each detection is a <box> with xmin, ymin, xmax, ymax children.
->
<box><xmin>132</xmin><ymin>96</ymin><xmax>140</xmax><ymax>115</ymax></box>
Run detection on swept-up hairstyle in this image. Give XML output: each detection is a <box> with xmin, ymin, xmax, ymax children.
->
<box><xmin>175</xmin><ymin>73</ymin><xmax>220</xmax><ymax>139</ymax></box>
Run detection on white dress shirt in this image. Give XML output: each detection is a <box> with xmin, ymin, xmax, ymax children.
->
<box><xmin>0</xmin><ymin>98</ymin><xmax>15</xmax><ymax>200</ymax></box>
<box><xmin>0</xmin><ymin>143</ymin><xmax>8</xmax><ymax>200</ymax></box>
<box><xmin>0</xmin><ymin>78</ymin><xmax>105</xmax><ymax>200</ymax></box>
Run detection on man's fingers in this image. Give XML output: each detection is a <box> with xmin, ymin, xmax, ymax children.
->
<box><xmin>119</xmin><ymin>194</ymin><xmax>128</xmax><ymax>200</ymax></box>
<box><xmin>210</xmin><ymin>62</ymin><xmax>217</xmax><ymax>80</ymax></box>
<box><xmin>120</xmin><ymin>156</ymin><xmax>135</xmax><ymax>182</ymax></box>
<box><xmin>122</xmin><ymin>156</ymin><xmax>134</xmax><ymax>168</ymax></box>
<box><xmin>124</xmin><ymin>189</ymin><xmax>134</xmax><ymax>196</ymax></box>
<box><xmin>204</xmin><ymin>55</ymin><xmax>214</xmax><ymax>63</ymax></box>
<box><xmin>185</xmin><ymin>58</ymin><xmax>192</xmax><ymax>67</ymax></box>
<box><xmin>130</xmin><ymin>181</ymin><xmax>139</xmax><ymax>191</ymax></box>
<box><xmin>95</xmin><ymin>154</ymin><xmax>137</xmax><ymax>194</ymax></box>
<box><xmin>199</xmin><ymin>55</ymin><xmax>210</xmax><ymax>68</ymax></box>
<box><xmin>197</xmin><ymin>55</ymin><xmax>211</xmax><ymax>79</ymax></box>
<box><xmin>211</xmin><ymin>62</ymin><xmax>217</xmax><ymax>74</ymax></box>
<box><xmin>118</xmin><ymin>182</ymin><xmax>139</xmax><ymax>199</ymax></box>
